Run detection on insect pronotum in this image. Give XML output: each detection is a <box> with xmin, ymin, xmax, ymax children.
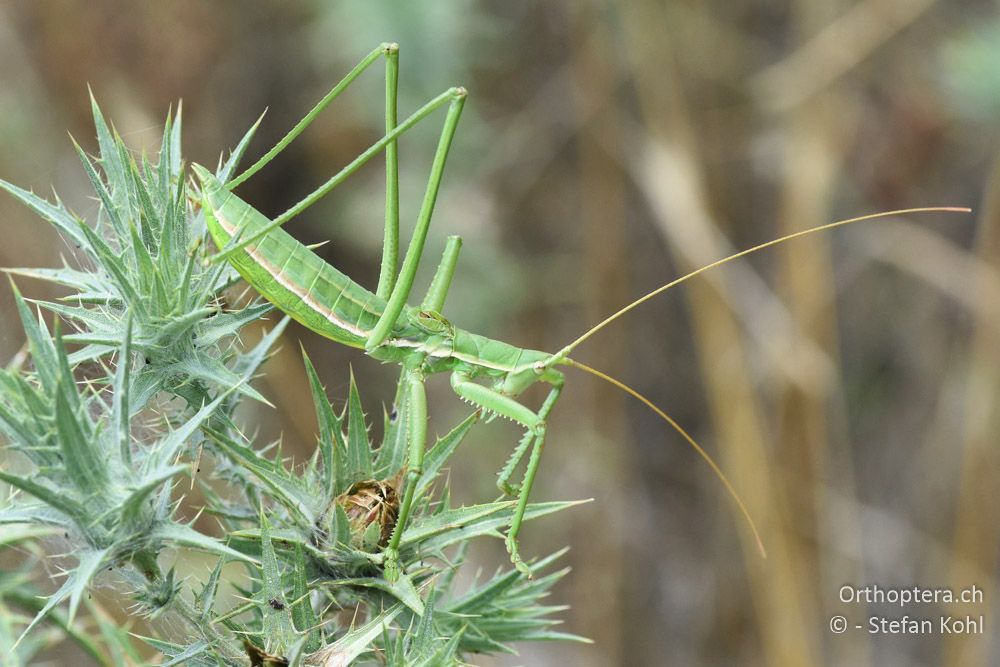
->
<box><xmin>193</xmin><ymin>43</ymin><xmax>969</xmax><ymax>581</ymax></box>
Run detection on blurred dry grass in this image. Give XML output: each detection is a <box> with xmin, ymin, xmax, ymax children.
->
<box><xmin>1</xmin><ymin>0</ymin><xmax>998</xmax><ymax>665</ymax></box>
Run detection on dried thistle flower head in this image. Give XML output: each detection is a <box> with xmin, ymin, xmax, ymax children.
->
<box><xmin>336</xmin><ymin>479</ymin><xmax>399</xmax><ymax>551</ymax></box>
<box><xmin>245</xmin><ymin>638</ymin><xmax>290</xmax><ymax>666</ymax></box>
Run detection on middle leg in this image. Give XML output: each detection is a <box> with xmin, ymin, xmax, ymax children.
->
<box><xmin>382</xmin><ymin>365</ymin><xmax>428</xmax><ymax>583</ymax></box>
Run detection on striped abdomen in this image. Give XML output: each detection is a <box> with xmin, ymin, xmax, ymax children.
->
<box><xmin>198</xmin><ymin>168</ymin><xmax>386</xmax><ymax>348</ymax></box>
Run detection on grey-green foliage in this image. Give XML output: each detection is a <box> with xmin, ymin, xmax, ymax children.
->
<box><xmin>0</xmin><ymin>98</ymin><xmax>279</xmax><ymax>663</ymax></box>
<box><xmin>1</xmin><ymin>94</ymin><xmax>270</xmax><ymax>411</ymax></box>
<box><xmin>0</xmin><ymin>100</ymin><xmax>583</xmax><ymax>665</ymax></box>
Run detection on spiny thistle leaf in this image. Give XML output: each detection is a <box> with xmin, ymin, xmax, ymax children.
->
<box><xmin>144</xmin><ymin>378</ymin><xmax>245</xmax><ymax>475</ymax></box>
<box><xmin>305</xmin><ymin>604</ymin><xmax>403</xmax><ymax>667</ymax></box>
<box><xmin>218</xmin><ymin>110</ymin><xmax>265</xmax><ymax>184</ymax></box>
<box><xmin>9</xmin><ymin>281</ymin><xmax>59</xmax><ymax>390</ymax></box>
<box><xmin>323</xmin><ymin>574</ymin><xmax>424</xmax><ymax>617</ymax></box>
<box><xmin>195</xmin><ymin>557</ymin><xmax>227</xmax><ymax>622</ymax></box>
<box><xmin>374</xmin><ymin>374</ymin><xmax>409</xmax><ymax>476</ymax></box>
<box><xmin>383</xmin><ymin>595</ymin><xmax>464</xmax><ymax>666</ymax></box>
<box><xmin>258</xmin><ymin>510</ymin><xmax>297</xmax><ymax>655</ymax></box>
<box><xmin>53</xmin><ymin>374</ymin><xmax>107</xmax><ymax>495</ymax></box>
<box><xmin>88</xmin><ymin>90</ymin><xmax>131</xmax><ymax>221</ymax></box>
<box><xmin>0</xmin><ymin>180</ymin><xmax>88</xmax><ymax>249</ymax></box>
<box><xmin>0</xmin><ymin>504</ymin><xmax>71</xmax><ymax>528</ymax></box>
<box><xmin>441</xmin><ymin>548</ymin><xmax>589</xmax><ymax>653</ymax></box>
<box><xmin>290</xmin><ymin>543</ymin><xmax>322</xmax><ymax>652</ymax></box>
<box><xmin>207</xmin><ymin>428</ymin><xmax>317</xmax><ymax>526</ymax></box>
<box><xmin>112</xmin><ymin>316</ymin><xmax>133</xmax><ymax>466</ymax></box>
<box><xmin>196</xmin><ymin>302</ymin><xmax>273</xmax><ymax>348</ymax></box>
<box><xmin>412</xmin><ymin>631</ymin><xmax>463</xmax><ymax>667</ymax></box>
<box><xmin>118</xmin><ymin>464</ymin><xmax>188</xmax><ymax>526</ymax></box>
<box><xmin>401</xmin><ymin>500</ymin><xmax>587</xmax><ymax>549</ymax></box>
<box><xmin>302</xmin><ymin>349</ymin><xmax>344</xmax><ymax>498</ymax></box>
<box><xmin>2</xmin><ymin>266</ymin><xmax>100</xmax><ymax>293</ymax></box>
<box><xmin>134</xmin><ymin>637</ymin><xmax>214</xmax><ymax>667</ymax></box>
<box><xmin>72</xmin><ymin>136</ymin><xmax>128</xmax><ymax>240</ymax></box>
<box><xmin>149</xmin><ymin>522</ymin><xmax>257</xmax><ymax>564</ymax></box>
<box><xmin>0</xmin><ymin>525</ymin><xmax>58</xmax><ymax>548</ymax></box>
<box><xmin>0</xmin><ymin>470</ymin><xmax>89</xmax><ymax>526</ymax></box>
<box><xmin>0</xmin><ymin>588</ymin><xmax>107</xmax><ymax>667</ymax></box>
<box><xmin>346</xmin><ymin>369</ymin><xmax>373</xmax><ymax>482</ymax></box>
<box><xmin>17</xmin><ymin>547</ymin><xmax>110</xmax><ymax>644</ymax></box>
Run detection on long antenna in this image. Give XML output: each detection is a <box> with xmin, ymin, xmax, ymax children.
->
<box><xmin>568</xmin><ymin>359</ymin><xmax>767</xmax><ymax>558</ymax></box>
<box><xmin>556</xmin><ymin>207</ymin><xmax>970</xmax><ymax>357</ymax></box>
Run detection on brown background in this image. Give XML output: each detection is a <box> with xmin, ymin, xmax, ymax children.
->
<box><xmin>1</xmin><ymin>1</ymin><xmax>998</xmax><ymax>665</ymax></box>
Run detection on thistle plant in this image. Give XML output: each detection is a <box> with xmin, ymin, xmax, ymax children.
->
<box><xmin>0</xmin><ymin>98</ymin><xmax>583</xmax><ymax>664</ymax></box>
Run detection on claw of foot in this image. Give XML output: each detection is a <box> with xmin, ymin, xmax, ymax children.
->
<box><xmin>505</xmin><ymin>535</ymin><xmax>533</xmax><ymax>579</ymax></box>
<box><xmin>497</xmin><ymin>480</ymin><xmax>520</xmax><ymax>497</ymax></box>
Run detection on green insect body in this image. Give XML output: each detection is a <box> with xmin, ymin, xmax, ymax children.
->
<box><xmin>197</xmin><ymin>164</ymin><xmax>564</xmax><ymax>581</ymax></box>
<box><xmin>198</xmin><ymin>170</ymin><xmax>559</xmax><ymax>393</ymax></box>
<box><xmin>193</xmin><ymin>43</ymin><xmax>965</xmax><ymax>584</ymax></box>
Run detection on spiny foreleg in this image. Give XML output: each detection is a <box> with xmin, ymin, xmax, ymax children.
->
<box><xmin>497</xmin><ymin>430</ymin><xmax>533</xmax><ymax>496</ymax></box>
<box><xmin>451</xmin><ymin>370</ymin><xmax>564</xmax><ymax>576</ymax></box>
